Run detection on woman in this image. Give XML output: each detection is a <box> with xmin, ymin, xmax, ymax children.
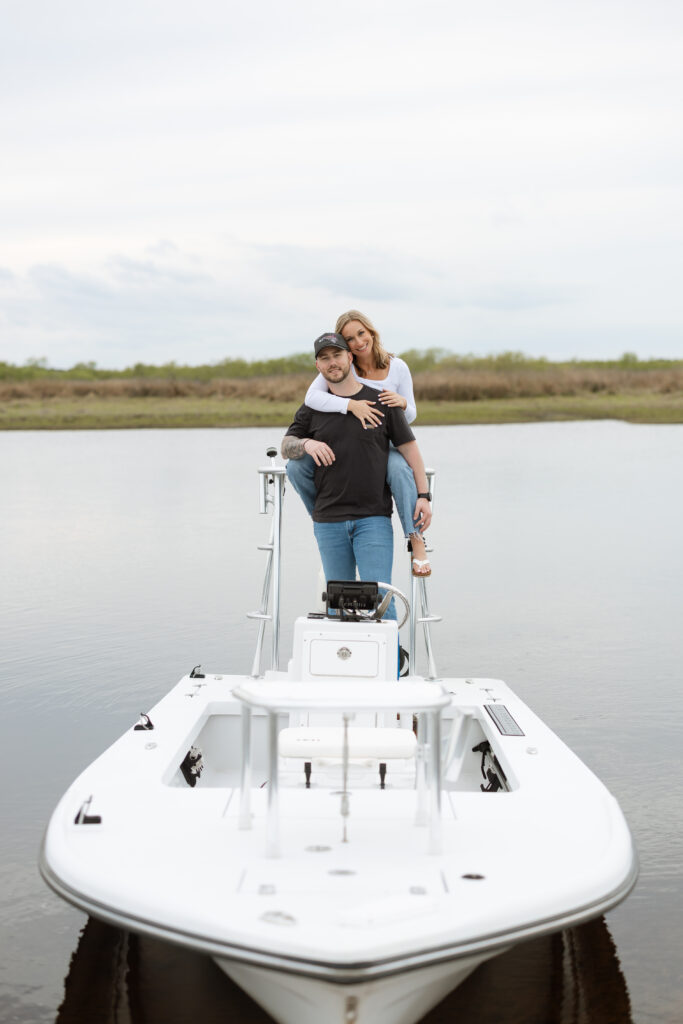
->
<box><xmin>287</xmin><ymin>309</ymin><xmax>432</xmax><ymax>577</ymax></box>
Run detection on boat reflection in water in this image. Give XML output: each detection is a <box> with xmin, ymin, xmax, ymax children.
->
<box><xmin>56</xmin><ymin>915</ymin><xmax>632</xmax><ymax>1024</ymax></box>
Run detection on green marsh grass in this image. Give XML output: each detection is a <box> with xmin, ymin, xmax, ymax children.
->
<box><xmin>2</xmin><ymin>353</ymin><xmax>682</xmax><ymax>428</ymax></box>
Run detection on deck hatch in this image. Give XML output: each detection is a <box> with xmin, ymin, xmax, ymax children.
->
<box><xmin>309</xmin><ymin>638</ymin><xmax>379</xmax><ymax>678</ymax></box>
<box><xmin>484</xmin><ymin>704</ymin><xmax>524</xmax><ymax>736</ymax></box>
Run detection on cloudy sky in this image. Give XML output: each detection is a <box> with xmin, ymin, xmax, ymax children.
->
<box><xmin>2</xmin><ymin>0</ymin><xmax>682</xmax><ymax>368</ymax></box>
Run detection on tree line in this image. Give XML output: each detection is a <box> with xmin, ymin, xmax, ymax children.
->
<box><xmin>1</xmin><ymin>350</ymin><xmax>680</xmax><ymax>382</ymax></box>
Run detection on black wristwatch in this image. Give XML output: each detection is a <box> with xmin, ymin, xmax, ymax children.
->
<box><xmin>417</xmin><ymin>491</ymin><xmax>432</xmax><ymax>501</ymax></box>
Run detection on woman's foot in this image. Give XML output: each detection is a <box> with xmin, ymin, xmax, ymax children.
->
<box><xmin>409</xmin><ymin>534</ymin><xmax>432</xmax><ymax>577</ymax></box>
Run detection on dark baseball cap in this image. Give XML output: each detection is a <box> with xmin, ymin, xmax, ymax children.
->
<box><xmin>313</xmin><ymin>332</ymin><xmax>349</xmax><ymax>357</ymax></box>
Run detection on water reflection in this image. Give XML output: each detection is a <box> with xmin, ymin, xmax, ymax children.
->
<box><xmin>56</xmin><ymin>916</ymin><xmax>632</xmax><ymax>1024</ymax></box>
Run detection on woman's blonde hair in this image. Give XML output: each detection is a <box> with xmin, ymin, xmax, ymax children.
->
<box><xmin>334</xmin><ymin>309</ymin><xmax>391</xmax><ymax>370</ymax></box>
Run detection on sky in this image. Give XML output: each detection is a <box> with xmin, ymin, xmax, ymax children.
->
<box><xmin>1</xmin><ymin>0</ymin><xmax>682</xmax><ymax>369</ymax></box>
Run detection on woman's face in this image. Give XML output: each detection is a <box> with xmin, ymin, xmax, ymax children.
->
<box><xmin>340</xmin><ymin>320</ymin><xmax>374</xmax><ymax>361</ymax></box>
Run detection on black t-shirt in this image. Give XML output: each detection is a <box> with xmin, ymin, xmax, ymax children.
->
<box><xmin>286</xmin><ymin>384</ymin><xmax>415</xmax><ymax>522</ymax></box>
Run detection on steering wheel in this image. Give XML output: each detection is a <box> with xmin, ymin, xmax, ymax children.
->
<box><xmin>366</xmin><ymin>582</ymin><xmax>410</xmax><ymax>629</ymax></box>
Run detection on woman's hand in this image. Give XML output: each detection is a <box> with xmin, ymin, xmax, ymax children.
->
<box><xmin>413</xmin><ymin>497</ymin><xmax>432</xmax><ymax>532</ymax></box>
<box><xmin>378</xmin><ymin>389</ymin><xmax>407</xmax><ymax>410</ymax></box>
<box><xmin>348</xmin><ymin>398</ymin><xmax>384</xmax><ymax>429</ymax></box>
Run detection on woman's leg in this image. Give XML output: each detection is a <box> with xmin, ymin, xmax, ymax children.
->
<box><xmin>386</xmin><ymin>447</ymin><xmax>431</xmax><ymax>574</ymax></box>
<box><xmin>386</xmin><ymin>447</ymin><xmax>418</xmax><ymax>538</ymax></box>
<box><xmin>285</xmin><ymin>455</ymin><xmax>317</xmax><ymax>515</ymax></box>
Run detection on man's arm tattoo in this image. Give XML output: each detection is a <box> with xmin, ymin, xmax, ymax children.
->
<box><xmin>281</xmin><ymin>435</ymin><xmax>307</xmax><ymax>460</ymax></box>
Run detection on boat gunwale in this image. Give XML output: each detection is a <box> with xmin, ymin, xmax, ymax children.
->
<box><xmin>39</xmin><ymin>836</ymin><xmax>638</xmax><ymax>984</ymax></box>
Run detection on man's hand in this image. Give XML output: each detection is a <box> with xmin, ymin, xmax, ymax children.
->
<box><xmin>413</xmin><ymin>497</ymin><xmax>432</xmax><ymax>533</ymax></box>
<box><xmin>303</xmin><ymin>438</ymin><xmax>335</xmax><ymax>466</ymax></box>
<box><xmin>348</xmin><ymin>398</ymin><xmax>384</xmax><ymax>429</ymax></box>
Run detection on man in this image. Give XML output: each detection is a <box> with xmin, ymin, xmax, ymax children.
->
<box><xmin>281</xmin><ymin>333</ymin><xmax>432</xmax><ymax>620</ymax></box>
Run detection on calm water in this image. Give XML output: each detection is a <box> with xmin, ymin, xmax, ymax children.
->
<box><xmin>1</xmin><ymin>423</ymin><xmax>682</xmax><ymax>1023</ymax></box>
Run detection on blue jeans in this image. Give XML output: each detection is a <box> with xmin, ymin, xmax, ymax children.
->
<box><xmin>287</xmin><ymin>447</ymin><xmax>421</xmax><ymax>539</ymax></box>
<box><xmin>312</xmin><ymin>516</ymin><xmax>396</xmax><ymax>621</ymax></box>
<box><xmin>286</xmin><ymin>455</ymin><xmax>318</xmax><ymax>516</ymax></box>
<box><xmin>386</xmin><ymin>447</ymin><xmax>421</xmax><ymax>539</ymax></box>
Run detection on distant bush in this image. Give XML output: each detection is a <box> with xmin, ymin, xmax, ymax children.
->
<box><xmin>1</xmin><ymin>351</ymin><xmax>682</xmax><ymax>403</ymax></box>
<box><xmin>3</xmin><ymin>366</ymin><xmax>683</xmax><ymax>403</ymax></box>
<box><xmin>0</xmin><ymin>353</ymin><xmax>316</xmax><ymax>382</ymax></box>
<box><xmin>412</xmin><ymin>367</ymin><xmax>683</xmax><ymax>401</ymax></box>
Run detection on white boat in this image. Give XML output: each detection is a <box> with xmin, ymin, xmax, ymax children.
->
<box><xmin>41</xmin><ymin>454</ymin><xmax>638</xmax><ymax>1024</ymax></box>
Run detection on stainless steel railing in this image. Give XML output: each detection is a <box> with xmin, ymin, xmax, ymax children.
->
<box><xmin>409</xmin><ymin>468</ymin><xmax>441</xmax><ymax>680</ymax></box>
<box><xmin>247</xmin><ymin>448</ymin><xmax>286</xmax><ymax>675</ymax></box>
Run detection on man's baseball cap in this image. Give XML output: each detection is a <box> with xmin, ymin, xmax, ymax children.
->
<box><xmin>314</xmin><ymin>332</ymin><xmax>349</xmax><ymax>357</ymax></box>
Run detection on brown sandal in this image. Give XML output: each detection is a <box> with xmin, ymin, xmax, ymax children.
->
<box><xmin>412</xmin><ymin>558</ymin><xmax>432</xmax><ymax>578</ymax></box>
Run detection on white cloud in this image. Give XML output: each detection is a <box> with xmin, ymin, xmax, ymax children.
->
<box><xmin>1</xmin><ymin>0</ymin><xmax>682</xmax><ymax>366</ymax></box>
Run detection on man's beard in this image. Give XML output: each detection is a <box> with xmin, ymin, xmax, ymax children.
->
<box><xmin>321</xmin><ymin>363</ymin><xmax>350</xmax><ymax>384</ymax></box>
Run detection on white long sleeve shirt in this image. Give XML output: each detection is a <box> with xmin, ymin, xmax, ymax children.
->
<box><xmin>304</xmin><ymin>356</ymin><xmax>417</xmax><ymax>424</ymax></box>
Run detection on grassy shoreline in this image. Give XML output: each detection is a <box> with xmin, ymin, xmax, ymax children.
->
<box><xmin>2</xmin><ymin>391</ymin><xmax>682</xmax><ymax>430</ymax></box>
<box><xmin>3</xmin><ymin>355</ymin><xmax>682</xmax><ymax>428</ymax></box>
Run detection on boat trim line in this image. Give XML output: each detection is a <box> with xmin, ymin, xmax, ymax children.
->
<box><xmin>39</xmin><ymin>840</ymin><xmax>638</xmax><ymax>984</ymax></box>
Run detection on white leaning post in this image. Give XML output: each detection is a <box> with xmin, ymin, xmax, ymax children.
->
<box><xmin>233</xmin><ymin>680</ymin><xmax>450</xmax><ymax>859</ymax></box>
<box><xmin>266</xmin><ymin>711</ymin><xmax>280</xmax><ymax>856</ymax></box>
<box><xmin>414</xmin><ymin>720</ymin><xmax>429</xmax><ymax>827</ymax></box>
<box><xmin>238</xmin><ymin>706</ymin><xmax>252</xmax><ymax>829</ymax></box>
<box><xmin>415</xmin><ymin>710</ymin><xmax>442</xmax><ymax>849</ymax></box>
<box><xmin>428</xmin><ymin>709</ymin><xmax>442</xmax><ymax>854</ymax></box>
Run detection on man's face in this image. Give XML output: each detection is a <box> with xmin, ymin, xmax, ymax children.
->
<box><xmin>315</xmin><ymin>346</ymin><xmax>352</xmax><ymax>383</ymax></box>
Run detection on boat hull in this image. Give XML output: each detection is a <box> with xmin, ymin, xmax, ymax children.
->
<box><xmin>54</xmin><ymin>915</ymin><xmax>633</xmax><ymax>1024</ymax></box>
<box><xmin>217</xmin><ymin>954</ymin><xmax>491</xmax><ymax>1024</ymax></box>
